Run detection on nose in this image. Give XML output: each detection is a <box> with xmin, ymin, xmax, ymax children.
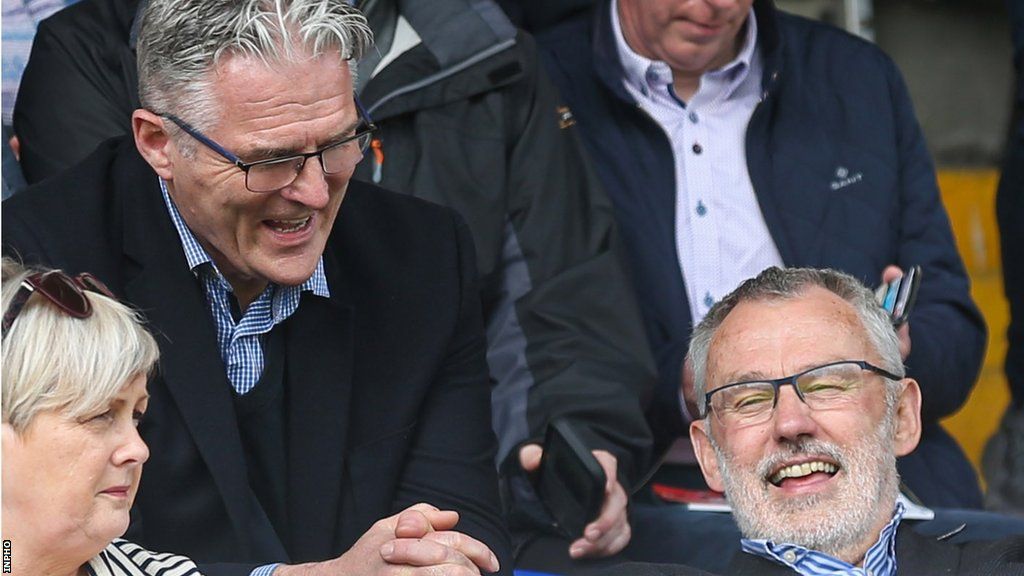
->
<box><xmin>771</xmin><ymin>384</ymin><xmax>818</xmax><ymax>441</ymax></box>
<box><xmin>113</xmin><ymin>423</ymin><xmax>150</xmax><ymax>467</ymax></box>
<box><xmin>283</xmin><ymin>156</ymin><xmax>331</xmax><ymax>209</ymax></box>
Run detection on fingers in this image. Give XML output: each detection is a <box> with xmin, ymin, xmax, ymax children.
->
<box><xmin>393</xmin><ymin>504</ymin><xmax>460</xmax><ymax>538</ymax></box>
<box><xmin>569</xmin><ymin>482</ymin><xmax>630</xmax><ymax>558</ymax></box>
<box><xmin>681</xmin><ymin>356</ymin><xmax>699</xmax><ymax>417</ymax></box>
<box><xmin>421</xmin><ymin>530</ymin><xmax>500</xmax><ymax>572</ymax></box>
<box><xmin>380</xmin><ymin>532</ymin><xmax>500</xmax><ymax>574</ymax></box>
<box><xmin>881</xmin><ymin>265</ymin><xmax>904</xmax><ymax>284</ymax></box>
<box><xmin>569</xmin><ymin>451</ymin><xmax>631</xmax><ymax>558</ymax></box>
<box><xmin>897</xmin><ymin>321</ymin><xmax>912</xmax><ymax>359</ymax></box>
<box><xmin>518</xmin><ymin>443</ymin><xmax>543</xmax><ymax>472</ymax></box>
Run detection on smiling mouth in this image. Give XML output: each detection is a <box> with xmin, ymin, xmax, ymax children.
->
<box><xmin>265</xmin><ymin>216</ymin><xmax>312</xmax><ymax>234</ymax></box>
<box><xmin>768</xmin><ymin>460</ymin><xmax>839</xmax><ymax>487</ymax></box>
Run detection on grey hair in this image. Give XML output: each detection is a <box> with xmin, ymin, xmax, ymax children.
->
<box><xmin>137</xmin><ymin>0</ymin><xmax>373</xmax><ymax>152</ymax></box>
<box><xmin>1</xmin><ymin>258</ymin><xmax>160</xmax><ymax>433</ymax></box>
<box><xmin>690</xmin><ymin>267</ymin><xmax>905</xmax><ymax>416</ymax></box>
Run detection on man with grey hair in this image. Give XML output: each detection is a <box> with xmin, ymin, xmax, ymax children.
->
<box><xmin>2</xmin><ymin>1</ymin><xmax>510</xmax><ymax>575</ymax></box>
<box><xmin>615</xmin><ymin>266</ymin><xmax>1024</xmax><ymax>574</ymax></box>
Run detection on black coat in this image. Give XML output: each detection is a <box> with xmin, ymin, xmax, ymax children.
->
<box><xmin>12</xmin><ymin>0</ymin><xmax>658</xmax><ymax>497</ymax></box>
<box><xmin>1</xmin><ymin>137</ymin><xmax>512</xmax><ymax>576</ymax></box>
<box><xmin>603</xmin><ymin>528</ymin><xmax>1024</xmax><ymax>575</ymax></box>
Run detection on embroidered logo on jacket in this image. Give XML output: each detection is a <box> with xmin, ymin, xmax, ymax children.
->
<box><xmin>556</xmin><ymin>106</ymin><xmax>576</xmax><ymax>129</ymax></box>
<box><xmin>831</xmin><ymin>166</ymin><xmax>863</xmax><ymax>190</ymax></box>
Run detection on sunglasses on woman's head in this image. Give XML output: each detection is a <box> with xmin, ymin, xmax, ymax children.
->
<box><xmin>1</xmin><ymin>270</ymin><xmax>116</xmax><ymax>340</ymax></box>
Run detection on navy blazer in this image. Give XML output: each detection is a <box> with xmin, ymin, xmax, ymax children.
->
<box><xmin>536</xmin><ymin>0</ymin><xmax>987</xmax><ymax>507</ymax></box>
<box><xmin>2</xmin><ymin>137</ymin><xmax>512</xmax><ymax>575</ymax></box>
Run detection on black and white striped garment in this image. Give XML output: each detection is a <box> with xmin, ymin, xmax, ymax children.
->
<box><xmin>85</xmin><ymin>539</ymin><xmax>202</xmax><ymax>576</ymax></box>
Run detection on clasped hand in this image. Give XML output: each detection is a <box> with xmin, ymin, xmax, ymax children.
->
<box><xmin>275</xmin><ymin>502</ymin><xmax>500</xmax><ymax>575</ymax></box>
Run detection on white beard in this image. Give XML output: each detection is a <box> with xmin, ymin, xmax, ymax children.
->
<box><xmin>712</xmin><ymin>412</ymin><xmax>900</xmax><ymax>560</ymax></box>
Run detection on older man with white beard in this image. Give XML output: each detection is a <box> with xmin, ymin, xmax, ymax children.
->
<box><xmin>605</xmin><ymin>267</ymin><xmax>1024</xmax><ymax>575</ymax></box>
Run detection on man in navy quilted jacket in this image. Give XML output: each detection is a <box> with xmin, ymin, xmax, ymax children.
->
<box><xmin>536</xmin><ymin>0</ymin><xmax>986</xmax><ymax>511</ymax></box>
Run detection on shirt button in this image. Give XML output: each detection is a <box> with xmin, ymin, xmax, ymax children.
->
<box><xmin>696</xmin><ymin>200</ymin><xmax>707</xmax><ymax>217</ymax></box>
<box><xmin>688</xmin><ymin>111</ymin><xmax>699</xmax><ymax>123</ymax></box>
<box><xmin>692</xmin><ymin>142</ymin><xmax>703</xmax><ymax>154</ymax></box>
<box><xmin>704</xmin><ymin>292</ymin><xmax>714</xmax><ymax>308</ymax></box>
<box><xmin>783</xmin><ymin>550</ymin><xmax>797</xmax><ymax>563</ymax></box>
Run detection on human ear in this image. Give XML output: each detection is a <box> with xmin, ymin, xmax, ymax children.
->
<box><xmin>892</xmin><ymin>378</ymin><xmax>922</xmax><ymax>457</ymax></box>
<box><xmin>690</xmin><ymin>419</ymin><xmax>725</xmax><ymax>492</ymax></box>
<box><xmin>132</xmin><ymin>109</ymin><xmax>175</xmax><ymax>180</ymax></box>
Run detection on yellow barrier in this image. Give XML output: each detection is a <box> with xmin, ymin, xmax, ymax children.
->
<box><xmin>938</xmin><ymin>169</ymin><xmax>1010</xmax><ymax>487</ymax></box>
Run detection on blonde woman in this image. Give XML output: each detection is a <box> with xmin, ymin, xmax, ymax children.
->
<box><xmin>1</xmin><ymin>258</ymin><xmax>201</xmax><ymax>576</ymax></box>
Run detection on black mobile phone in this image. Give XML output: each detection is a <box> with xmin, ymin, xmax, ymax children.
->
<box><xmin>536</xmin><ymin>418</ymin><xmax>607</xmax><ymax>539</ymax></box>
<box><xmin>877</xmin><ymin>266</ymin><xmax>922</xmax><ymax>327</ymax></box>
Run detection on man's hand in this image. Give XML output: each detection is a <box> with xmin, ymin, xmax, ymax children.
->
<box><xmin>881</xmin><ymin>265</ymin><xmax>912</xmax><ymax>360</ymax></box>
<box><xmin>518</xmin><ymin>444</ymin><xmax>631</xmax><ymax>559</ymax></box>
<box><xmin>275</xmin><ymin>502</ymin><xmax>500</xmax><ymax>575</ymax></box>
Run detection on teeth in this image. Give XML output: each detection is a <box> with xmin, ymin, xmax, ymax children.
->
<box><xmin>269</xmin><ymin>217</ymin><xmax>310</xmax><ymax>233</ymax></box>
<box><xmin>769</xmin><ymin>461</ymin><xmax>838</xmax><ymax>485</ymax></box>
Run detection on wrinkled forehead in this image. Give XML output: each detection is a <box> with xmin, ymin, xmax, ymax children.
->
<box><xmin>206</xmin><ymin>49</ymin><xmax>356</xmax><ymax>140</ymax></box>
<box><xmin>706</xmin><ymin>288</ymin><xmax>872</xmax><ymax>387</ymax></box>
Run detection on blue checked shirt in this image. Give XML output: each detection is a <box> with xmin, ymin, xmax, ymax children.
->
<box><xmin>160</xmin><ymin>179</ymin><xmax>330</xmax><ymax>395</ymax></box>
<box><xmin>741</xmin><ymin>503</ymin><xmax>905</xmax><ymax>576</ymax></box>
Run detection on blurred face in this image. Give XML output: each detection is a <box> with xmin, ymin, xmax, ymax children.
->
<box><xmin>162</xmin><ymin>50</ymin><xmax>359</xmax><ymax>303</ymax></box>
<box><xmin>618</xmin><ymin>0</ymin><xmax>754</xmax><ymax>77</ymax></box>
<box><xmin>689</xmin><ymin>288</ymin><xmax>921</xmax><ymax>561</ymax></box>
<box><xmin>2</xmin><ymin>375</ymin><xmax>150</xmax><ymax>560</ymax></box>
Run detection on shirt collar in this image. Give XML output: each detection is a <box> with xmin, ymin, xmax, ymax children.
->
<box><xmin>158</xmin><ymin>177</ymin><xmax>330</xmax><ymax>299</ymax></box>
<box><xmin>611</xmin><ymin>0</ymin><xmax>758</xmax><ymax>99</ymax></box>
<box><xmin>740</xmin><ymin>502</ymin><xmax>905</xmax><ymax>575</ymax></box>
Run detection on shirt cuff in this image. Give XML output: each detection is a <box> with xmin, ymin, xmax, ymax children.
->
<box><xmin>250</xmin><ymin>563</ymin><xmax>280</xmax><ymax>576</ymax></box>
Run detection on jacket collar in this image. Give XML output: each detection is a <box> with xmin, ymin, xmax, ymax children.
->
<box><xmin>752</xmin><ymin>0</ymin><xmax>784</xmax><ymax>93</ymax></box>
<box><xmin>592</xmin><ymin>0</ymin><xmax>784</xmax><ymax>100</ymax></box>
<box><xmin>727</xmin><ymin>526</ymin><xmax>965</xmax><ymax>575</ymax></box>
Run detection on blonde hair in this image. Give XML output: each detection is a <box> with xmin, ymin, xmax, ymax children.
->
<box><xmin>1</xmin><ymin>258</ymin><xmax>160</xmax><ymax>432</ymax></box>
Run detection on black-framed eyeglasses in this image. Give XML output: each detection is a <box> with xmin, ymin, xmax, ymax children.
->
<box><xmin>162</xmin><ymin>97</ymin><xmax>378</xmax><ymax>193</ymax></box>
<box><xmin>1</xmin><ymin>270</ymin><xmax>116</xmax><ymax>340</ymax></box>
<box><xmin>702</xmin><ymin>360</ymin><xmax>902</xmax><ymax>428</ymax></box>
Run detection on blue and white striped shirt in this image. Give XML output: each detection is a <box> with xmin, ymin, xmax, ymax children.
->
<box><xmin>160</xmin><ymin>178</ymin><xmax>330</xmax><ymax>395</ymax></box>
<box><xmin>741</xmin><ymin>503</ymin><xmax>905</xmax><ymax>576</ymax></box>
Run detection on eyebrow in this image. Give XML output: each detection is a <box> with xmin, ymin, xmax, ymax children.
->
<box><xmin>238</xmin><ymin>117</ymin><xmax>364</xmax><ymax>162</ymax></box>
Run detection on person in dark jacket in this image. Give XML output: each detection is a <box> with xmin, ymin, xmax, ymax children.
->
<box><xmin>11</xmin><ymin>0</ymin><xmax>658</xmax><ymax>565</ymax></box>
<box><xmin>5</xmin><ymin>1</ymin><xmax>512</xmax><ymax>574</ymax></box>
<box><xmin>611</xmin><ymin>267</ymin><xmax>1024</xmax><ymax>576</ymax></box>
<box><xmin>535</xmin><ymin>0</ymin><xmax>986</xmax><ymax>509</ymax></box>
<box><xmin>984</xmin><ymin>0</ymin><xmax>1024</xmax><ymax>515</ymax></box>
<box><xmin>354</xmin><ymin>0</ymin><xmax>657</xmax><ymax>564</ymax></box>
